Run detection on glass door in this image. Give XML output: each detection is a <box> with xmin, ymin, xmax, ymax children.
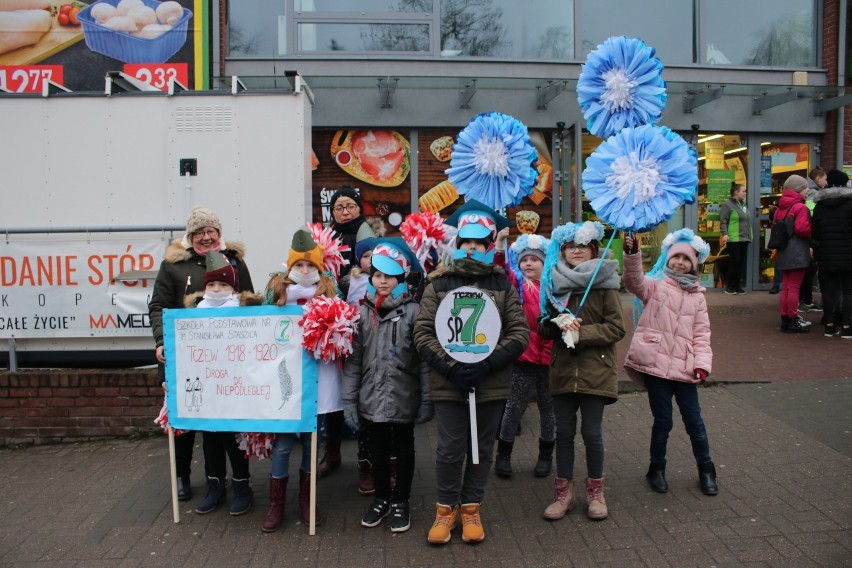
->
<box><xmin>750</xmin><ymin>139</ymin><xmax>816</xmax><ymax>291</ymax></box>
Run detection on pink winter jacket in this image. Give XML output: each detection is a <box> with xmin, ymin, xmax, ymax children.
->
<box><xmin>622</xmin><ymin>252</ymin><xmax>712</xmax><ymax>387</ymax></box>
<box><xmin>506</xmin><ymin>269</ymin><xmax>553</xmax><ymax>366</ymax></box>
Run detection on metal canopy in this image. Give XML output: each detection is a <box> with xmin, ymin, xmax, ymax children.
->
<box><xmin>377</xmin><ymin>77</ymin><xmax>398</xmax><ymax>108</ymax></box>
<box><xmin>752</xmin><ymin>89</ymin><xmax>799</xmax><ymax>115</ymax></box>
<box><xmin>813</xmin><ymin>93</ymin><xmax>852</xmax><ymax>115</ymax></box>
<box><xmin>537</xmin><ymin>80</ymin><xmax>568</xmax><ymax>110</ymax></box>
<box><xmin>459</xmin><ymin>79</ymin><xmax>477</xmax><ymax>109</ymax></box>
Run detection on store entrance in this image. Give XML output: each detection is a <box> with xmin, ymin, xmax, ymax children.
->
<box><xmin>753</xmin><ymin>140</ymin><xmax>817</xmax><ymax>291</ymax></box>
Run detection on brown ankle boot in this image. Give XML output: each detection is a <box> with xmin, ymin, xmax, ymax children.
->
<box><xmin>318</xmin><ymin>440</ymin><xmax>341</xmax><ymax>478</ymax></box>
<box><xmin>357</xmin><ymin>460</ymin><xmax>375</xmax><ymax>495</ymax></box>
<box><xmin>586</xmin><ymin>477</ymin><xmax>608</xmax><ymax>520</ymax></box>
<box><xmin>261</xmin><ymin>476</ymin><xmax>287</xmax><ymax>532</ymax></box>
<box><xmin>543</xmin><ymin>477</ymin><xmax>575</xmax><ymax>520</ymax></box>
<box><xmin>299</xmin><ymin>470</ymin><xmax>324</xmax><ymax>526</ymax></box>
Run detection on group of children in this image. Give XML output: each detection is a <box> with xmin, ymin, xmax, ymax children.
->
<box><xmin>177</xmin><ymin>198</ymin><xmax>719</xmax><ymax>544</ymax></box>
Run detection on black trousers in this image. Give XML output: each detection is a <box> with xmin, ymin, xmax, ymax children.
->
<box><xmin>725</xmin><ymin>241</ymin><xmax>749</xmax><ymax>290</ymax></box>
<box><xmin>364</xmin><ymin>420</ymin><xmax>415</xmax><ymax>502</ymax></box>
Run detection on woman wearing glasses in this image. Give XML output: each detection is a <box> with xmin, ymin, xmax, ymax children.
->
<box><xmin>538</xmin><ymin>221</ymin><xmax>625</xmax><ymax>522</ymax></box>
<box><xmin>148</xmin><ymin>205</ymin><xmax>254</xmax><ymax>507</ymax></box>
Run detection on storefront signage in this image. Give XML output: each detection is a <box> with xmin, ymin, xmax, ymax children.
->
<box><xmin>0</xmin><ymin>238</ymin><xmax>161</xmax><ymax>338</ymax></box>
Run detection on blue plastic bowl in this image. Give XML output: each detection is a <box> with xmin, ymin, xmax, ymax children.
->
<box><xmin>78</xmin><ymin>0</ymin><xmax>192</xmax><ymax>64</ymax></box>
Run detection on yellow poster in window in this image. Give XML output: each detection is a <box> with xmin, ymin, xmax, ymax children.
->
<box><xmin>705</xmin><ymin>139</ymin><xmax>725</xmax><ymax>170</ymax></box>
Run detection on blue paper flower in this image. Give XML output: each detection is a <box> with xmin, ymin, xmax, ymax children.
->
<box><xmin>577</xmin><ymin>36</ymin><xmax>667</xmax><ymax>139</ymax></box>
<box><xmin>582</xmin><ymin>124</ymin><xmax>697</xmax><ymax>232</ymax></box>
<box><xmin>446</xmin><ymin>112</ymin><xmax>539</xmax><ymax>209</ymax></box>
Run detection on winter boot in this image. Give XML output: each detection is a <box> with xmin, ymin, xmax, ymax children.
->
<box><xmin>230</xmin><ymin>478</ymin><xmax>254</xmax><ymax>516</ymax></box>
<box><xmin>195</xmin><ymin>476</ymin><xmax>226</xmax><ymax>514</ymax></box>
<box><xmin>299</xmin><ymin>469</ymin><xmax>324</xmax><ymax>526</ymax></box>
<box><xmin>261</xmin><ymin>476</ymin><xmax>287</xmax><ymax>532</ymax></box>
<box><xmin>534</xmin><ymin>439</ymin><xmax>555</xmax><ymax>477</ymax></box>
<box><xmin>357</xmin><ymin>460</ymin><xmax>375</xmax><ymax>495</ymax></box>
<box><xmin>494</xmin><ymin>439</ymin><xmax>513</xmax><ymax>478</ymax></box>
<box><xmin>785</xmin><ymin>315</ymin><xmax>810</xmax><ymax>333</ymax></box>
<box><xmin>543</xmin><ymin>477</ymin><xmax>575</xmax><ymax>520</ymax></box>
<box><xmin>318</xmin><ymin>438</ymin><xmax>341</xmax><ymax>478</ymax></box>
<box><xmin>427</xmin><ymin>503</ymin><xmax>458</xmax><ymax>545</ymax></box>
<box><xmin>460</xmin><ymin>503</ymin><xmax>485</xmax><ymax>543</ymax></box>
<box><xmin>646</xmin><ymin>463</ymin><xmax>668</xmax><ymax>493</ymax></box>
<box><xmin>780</xmin><ymin>316</ymin><xmax>789</xmax><ymax>332</ymax></box>
<box><xmin>585</xmin><ymin>478</ymin><xmax>608</xmax><ymax>520</ymax></box>
<box><xmin>698</xmin><ymin>461</ymin><xmax>719</xmax><ymax>496</ymax></box>
<box><xmin>176</xmin><ymin>475</ymin><xmax>192</xmax><ymax>501</ymax></box>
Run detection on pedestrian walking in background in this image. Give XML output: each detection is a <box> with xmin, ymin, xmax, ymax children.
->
<box><xmin>812</xmin><ymin>169</ymin><xmax>852</xmax><ymax>338</ymax></box>
<box><xmin>623</xmin><ymin>229</ymin><xmax>719</xmax><ymax>497</ymax></box>
<box><xmin>537</xmin><ymin>221</ymin><xmax>625</xmax><ymax>521</ymax></box>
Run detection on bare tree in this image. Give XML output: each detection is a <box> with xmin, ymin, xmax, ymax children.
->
<box><xmin>362</xmin><ymin>24</ymin><xmax>430</xmax><ymax>52</ymax></box>
<box><xmin>228</xmin><ymin>24</ymin><xmax>261</xmax><ymax>55</ymax></box>
<box><xmin>534</xmin><ymin>26</ymin><xmax>572</xmax><ymax>59</ymax></box>
<box><xmin>440</xmin><ymin>0</ymin><xmax>508</xmax><ymax>56</ymax></box>
<box><xmin>747</xmin><ymin>12</ymin><xmax>812</xmax><ymax>66</ymax></box>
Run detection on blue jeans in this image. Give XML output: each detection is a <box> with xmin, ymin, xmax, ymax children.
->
<box><xmin>644</xmin><ymin>375</ymin><xmax>712</xmax><ymax>466</ymax></box>
<box><xmin>271</xmin><ymin>433</ymin><xmax>312</xmax><ymax>478</ymax></box>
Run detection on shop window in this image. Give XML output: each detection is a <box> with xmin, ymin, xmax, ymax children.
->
<box><xmin>228</xmin><ymin>1</ymin><xmax>287</xmax><ymax>57</ymax></box>
<box><xmin>576</xmin><ymin>0</ymin><xmax>692</xmax><ymax>63</ymax></box>
<box><xmin>699</xmin><ymin>0</ymin><xmax>817</xmax><ymax>67</ymax></box>
<box><xmin>297</xmin><ymin>23</ymin><xmax>430</xmax><ymax>52</ymax></box>
<box><xmin>295</xmin><ymin>0</ymin><xmax>432</xmax><ymax>12</ymax></box>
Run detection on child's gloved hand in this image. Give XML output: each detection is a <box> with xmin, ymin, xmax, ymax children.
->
<box><xmin>343</xmin><ymin>401</ymin><xmax>360</xmax><ymax>430</ymax></box>
<box><xmin>447</xmin><ymin>361</ymin><xmax>489</xmax><ymax>393</ymax></box>
<box><xmin>694</xmin><ymin>369</ymin><xmax>709</xmax><ymax>384</ymax></box>
<box><xmin>623</xmin><ymin>234</ymin><xmax>640</xmax><ymax>255</ymax></box>
<box><xmin>415</xmin><ymin>401</ymin><xmax>434</xmax><ymax>424</ymax></box>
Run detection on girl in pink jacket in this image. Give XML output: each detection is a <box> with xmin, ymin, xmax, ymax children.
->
<box><xmin>623</xmin><ymin>229</ymin><xmax>718</xmax><ymax>497</ymax></box>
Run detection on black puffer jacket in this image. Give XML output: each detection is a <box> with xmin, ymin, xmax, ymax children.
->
<box><xmin>148</xmin><ymin>239</ymin><xmax>254</xmax><ymax>348</ymax></box>
<box><xmin>812</xmin><ymin>185</ymin><xmax>852</xmax><ymax>272</ymax></box>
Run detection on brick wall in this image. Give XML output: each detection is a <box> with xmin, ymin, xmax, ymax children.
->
<box><xmin>0</xmin><ymin>369</ymin><xmax>162</xmax><ymax>446</ymax></box>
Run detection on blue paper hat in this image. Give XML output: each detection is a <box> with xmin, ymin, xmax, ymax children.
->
<box><xmin>363</xmin><ymin>237</ymin><xmax>423</xmax><ymax>277</ymax></box>
<box><xmin>445</xmin><ymin>199</ymin><xmax>512</xmax><ymax>240</ymax></box>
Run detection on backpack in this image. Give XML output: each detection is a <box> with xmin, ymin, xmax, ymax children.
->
<box><xmin>767</xmin><ymin>207</ymin><xmax>800</xmax><ymax>251</ymax></box>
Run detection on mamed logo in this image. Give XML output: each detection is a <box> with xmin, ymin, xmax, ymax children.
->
<box><xmin>435</xmin><ymin>286</ymin><xmax>502</xmax><ymax>363</ymax></box>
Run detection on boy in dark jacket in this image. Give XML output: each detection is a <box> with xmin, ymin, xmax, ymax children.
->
<box><xmin>414</xmin><ymin>200</ymin><xmax>529</xmax><ymax>545</ymax></box>
<box><xmin>342</xmin><ymin>238</ymin><xmax>433</xmax><ymax>534</ymax></box>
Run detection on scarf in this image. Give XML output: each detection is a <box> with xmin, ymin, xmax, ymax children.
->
<box><xmin>286</xmin><ymin>283</ymin><xmax>318</xmax><ymax>305</ymax></box>
<box><xmin>449</xmin><ymin>257</ymin><xmax>498</xmax><ymax>279</ymax></box>
<box><xmin>548</xmin><ymin>257</ymin><xmax>620</xmax><ymax>310</ymax></box>
<box><xmin>198</xmin><ymin>293</ymin><xmax>239</xmax><ymax>308</ymax></box>
<box><xmin>663</xmin><ymin>267</ymin><xmax>699</xmax><ymax>290</ymax></box>
<box><xmin>331</xmin><ymin>215</ymin><xmax>367</xmax><ymax>238</ymax></box>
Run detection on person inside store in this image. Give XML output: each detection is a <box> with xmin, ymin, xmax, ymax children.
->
<box><xmin>773</xmin><ymin>175</ymin><xmax>814</xmax><ymax>333</ymax></box>
<box><xmin>719</xmin><ymin>182</ymin><xmax>752</xmax><ymax>294</ymax></box>
<box><xmin>811</xmin><ymin>169</ymin><xmax>852</xmax><ymax>339</ymax></box>
<box><xmin>322</xmin><ymin>185</ymin><xmax>376</xmax><ymax>483</ymax></box>
<box><xmin>148</xmin><ymin>205</ymin><xmax>254</xmax><ymax>501</ymax></box>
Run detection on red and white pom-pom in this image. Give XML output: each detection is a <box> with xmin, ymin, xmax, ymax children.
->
<box><xmin>153</xmin><ymin>399</ymin><xmax>186</xmax><ymax>436</ymax></box>
<box><xmin>299</xmin><ymin>295</ymin><xmax>360</xmax><ymax>362</ymax></box>
<box><xmin>307</xmin><ymin>222</ymin><xmax>350</xmax><ymax>278</ymax></box>
<box><xmin>236</xmin><ymin>432</ymin><xmax>275</xmax><ymax>459</ymax></box>
<box><xmin>400</xmin><ymin>211</ymin><xmax>457</xmax><ymax>272</ymax></box>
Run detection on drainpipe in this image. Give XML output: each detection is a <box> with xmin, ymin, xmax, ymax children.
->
<box><xmin>837</xmin><ymin>0</ymin><xmax>847</xmax><ymax>168</ymax></box>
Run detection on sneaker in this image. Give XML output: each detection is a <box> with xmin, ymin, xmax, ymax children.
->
<box><xmin>389</xmin><ymin>501</ymin><xmax>411</xmax><ymax>533</ymax></box>
<box><xmin>796</xmin><ymin>315</ymin><xmax>812</xmax><ymax>328</ymax></box>
<box><xmin>361</xmin><ymin>498</ymin><xmax>391</xmax><ymax>527</ymax></box>
<box><xmin>824</xmin><ymin>324</ymin><xmax>840</xmax><ymax>337</ymax></box>
<box><xmin>807</xmin><ymin>303</ymin><xmax>823</xmax><ymax>312</ymax></box>
<box><xmin>724</xmin><ymin>289</ymin><xmax>738</xmax><ymax>295</ymax></box>
<box><xmin>735</xmin><ymin>288</ymin><xmax>747</xmax><ymax>294</ymax></box>
<box><xmin>841</xmin><ymin>326</ymin><xmax>852</xmax><ymax>339</ymax></box>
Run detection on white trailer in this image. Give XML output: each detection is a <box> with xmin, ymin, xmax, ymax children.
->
<box><xmin>0</xmin><ymin>75</ymin><xmax>313</xmax><ymax>367</ymax></box>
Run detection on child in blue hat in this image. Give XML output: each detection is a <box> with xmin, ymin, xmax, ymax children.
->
<box><xmin>413</xmin><ymin>200</ymin><xmax>529</xmax><ymax>545</ymax></box>
<box><xmin>342</xmin><ymin>238</ymin><xmax>433</xmax><ymax>534</ymax></box>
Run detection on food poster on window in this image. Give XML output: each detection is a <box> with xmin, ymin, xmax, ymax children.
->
<box><xmin>417</xmin><ymin>129</ymin><xmax>554</xmax><ymax>239</ymax></box>
<box><xmin>0</xmin><ymin>0</ymin><xmax>207</xmax><ymax>93</ymax></box>
<box><xmin>311</xmin><ymin>129</ymin><xmax>412</xmax><ymax>236</ymax></box>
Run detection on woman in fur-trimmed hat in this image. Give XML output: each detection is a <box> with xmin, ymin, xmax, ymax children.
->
<box><xmin>148</xmin><ymin>205</ymin><xmax>254</xmax><ymax>504</ymax></box>
<box><xmin>623</xmin><ymin>228</ymin><xmax>718</xmax><ymax>497</ymax></box>
<box><xmin>538</xmin><ymin>221</ymin><xmax>625</xmax><ymax>522</ymax></box>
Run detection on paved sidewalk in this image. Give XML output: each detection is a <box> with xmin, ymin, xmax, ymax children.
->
<box><xmin>2</xmin><ymin>382</ymin><xmax>850</xmax><ymax>567</ymax></box>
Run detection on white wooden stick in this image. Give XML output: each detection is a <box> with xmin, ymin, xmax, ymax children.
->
<box><xmin>309</xmin><ymin>431</ymin><xmax>317</xmax><ymax>535</ymax></box>
<box><xmin>168</xmin><ymin>426</ymin><xmax>180</xmax><ymax>523</ymax></box>
<box><xmin>469</xmin><ymin>390</ymin><xmax>479</xmax><ymax>464</ymax></box>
